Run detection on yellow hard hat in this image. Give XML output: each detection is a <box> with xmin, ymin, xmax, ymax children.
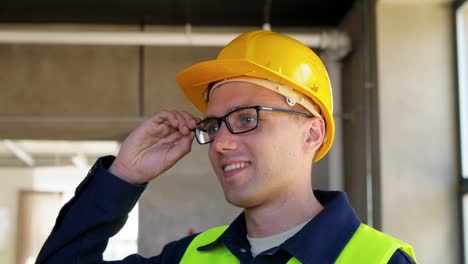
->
<box><xmin>176</xmin><ymin>30</ymin><xmax>334</xmax><ymax>162</ymax></box>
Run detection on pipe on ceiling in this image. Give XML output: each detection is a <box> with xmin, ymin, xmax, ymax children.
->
<box><xmin>0</xmin><ymin>28</ymin><xmax>351</xmax><ymax>51</ymax></box>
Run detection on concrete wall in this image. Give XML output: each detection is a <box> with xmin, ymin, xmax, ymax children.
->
<box><xmin>0</xmin><ymin>166</ymin><xmax>83</xmax><ymax>264</ymax></box>
<box><xmin>376</xmin><ymin>2</ymin><xmax>459</xmax><ymax>263</ymax></box>
<box><xmin>0</xmin><ymin>168</ymin><xmax>33</xmax><ymax>264</ymax></box>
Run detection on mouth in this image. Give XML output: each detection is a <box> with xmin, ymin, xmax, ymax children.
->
<box><xmin>223</xmin><ymin>161</ymin><xmax>251</xmax><ymax>172</ymax></box>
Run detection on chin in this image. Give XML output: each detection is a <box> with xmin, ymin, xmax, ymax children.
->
<box><xmin>224</xmin><ymin>192</ymin><xmax>261</xmax><ymax>209</ymax></box>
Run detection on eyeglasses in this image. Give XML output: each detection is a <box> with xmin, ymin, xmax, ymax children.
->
<box><xmin>194</xmin><ymin>105</ymin><xmax>312</xmax><ymax>144</ymax></box>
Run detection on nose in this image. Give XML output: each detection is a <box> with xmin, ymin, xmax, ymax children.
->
<box><xmin>211</xmin><ymin>121</ymin><xmax>238</xmax><ymax>153</ymax></box>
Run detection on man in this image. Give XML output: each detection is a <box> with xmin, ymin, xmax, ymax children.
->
<box><xmin>37</xmin><ymin>30</ymin><xmax>417</xmax><ymax>263</ymax></box>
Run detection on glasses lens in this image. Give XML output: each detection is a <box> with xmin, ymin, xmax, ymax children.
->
<box><xmin>196</xmin><ymin>119</ymin><xmax>219</xmax><ymax>144</ymax></box>
<box><xmin>227</xmin><ymin>108</ymin><xmax>258</xmax><ymax>133</ymax></box>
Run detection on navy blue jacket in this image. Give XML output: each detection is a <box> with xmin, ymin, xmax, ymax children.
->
<box><xmin>37</xmin><ymin>156</ymin><xmax>416</xmax><ymax>264</ymax></box>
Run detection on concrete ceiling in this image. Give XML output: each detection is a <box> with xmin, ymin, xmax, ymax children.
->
<box><xmin>378</xmin><ymin>0</ymin><xmax>455</xmax><ymax>4</ymax></box>
<box><xmin>0</xmin><ymin>0</ymin><xmax>356</xmax><ymax>27</ymax></box>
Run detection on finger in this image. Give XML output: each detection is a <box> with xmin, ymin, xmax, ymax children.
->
<box><xmin>166</xmin><ymin>132</ymin><xmax>195</xmax><ymax>160</ymax></box>
<box><xmin>162</xmin><ymin>111</ymin><xmax>192</xmax><ymax>135</ymax></box>
<box><xmin>147</xmin><ymin>120</ymin><xmax>172</xmax><ymax>138</ymax></box>
<box><xmin>151</xmin><ymin>111</ymin><xmax>198</xmax><ymax>130</ymax></box>
<box><xmin>153</xmin><ymin>111</ymin><xmax>180</xmax><ymax>128</ymax></box>
<box><xmin>147</xmin><ymin>111</ymin><xmax>181</xmax><ymax>137</ymax></box>
<box><xmin>178</xmin><ymin>111</ymin><xmax>198</xmax><ymax>130</ymax></box>
<box><xmin>162</xmin><ymin>127</ymin><xmax>195</xmax><ymax>145</ymax></box>
<box><xmin>172</xmin><ymin>111</ymin><xmax>192</xmax><ymax>135</ymax></box>
<box><xmin>175</xmin><ymin>133</ymin><xmax>194</xmax><ymax>155</ymax></box>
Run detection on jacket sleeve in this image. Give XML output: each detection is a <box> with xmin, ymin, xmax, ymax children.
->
<box><xmin>36</xmin><ymin>156</ymin><xmax>194</xmax><ymax>264</ymax></box>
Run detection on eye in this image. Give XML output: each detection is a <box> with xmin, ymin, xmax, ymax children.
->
<box><xmin>205</xmin><ymin>123</ymin><xmax>219</xmax><ymax>136</ymax></box>
<box><xmin>228</xmin><ymin>108</ymin><xmax>258</xmax><ymax>131</ymax></box>
<box><xmin>239</xmin><ymin>114</ymin><xmax>257</xmax><ymax>125</ymax></box>
<box><xmin>197</xmin><ymin>118</ymin><xmax>219</xmax><ymax>137</ymax></box>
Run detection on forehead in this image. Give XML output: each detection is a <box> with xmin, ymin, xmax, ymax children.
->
<box><xmin>206</xmin><ymin>82</ymin><xmax>284</xmax><ymax>115</ymax></box>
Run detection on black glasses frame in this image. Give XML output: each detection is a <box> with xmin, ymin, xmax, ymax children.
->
<box><xmin>194</xmin><ymin>105</ymin><xmax>312</xmax><ymax>145</ymax></box>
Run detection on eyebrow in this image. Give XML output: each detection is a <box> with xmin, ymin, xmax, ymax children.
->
<box><xmin>205</xmin><ymin>104</ymin><xmax>252</xmax><ymax>118</ymax></box>
<box><xmin>230</xmin><ymin>104</ymin><xmax>252</xmax><ymax>111</ymax></box>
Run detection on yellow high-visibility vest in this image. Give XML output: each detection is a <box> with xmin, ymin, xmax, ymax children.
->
<box><xmin>180</xmin><ymin>223</ymin><xmax>417</xmax><ymax>264</ymax></box>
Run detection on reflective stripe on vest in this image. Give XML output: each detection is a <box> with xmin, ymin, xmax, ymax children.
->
<box><xmin>180</xmin><ymin>223</ymin><xmax>418</xmax><ymax>263</ymax></box>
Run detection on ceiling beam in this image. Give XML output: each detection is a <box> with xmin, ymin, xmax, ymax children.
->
<box><xmin>3</xmin><ymin>140</ymin><xmax>35</xmax><ymax>166</ymax></box>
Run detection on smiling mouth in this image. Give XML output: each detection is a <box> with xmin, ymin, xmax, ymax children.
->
<box><xmin>223</xmin><ymin>162</ymin><xmax>251</xmax><ymax>172</ymax></box>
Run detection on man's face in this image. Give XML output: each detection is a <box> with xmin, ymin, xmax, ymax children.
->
<box><xmin>206</xmin><ymin>82</ymin><xmax>315</xmax><ymax>209</ymax></box>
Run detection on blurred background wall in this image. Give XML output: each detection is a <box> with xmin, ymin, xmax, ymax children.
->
<box><xmin>377</xmin><ymin>2</ymin><xmax>458</xmax><ymax>263</ymax></box>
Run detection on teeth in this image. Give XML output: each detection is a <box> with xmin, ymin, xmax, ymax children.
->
<box><xmin>223</xmin><ymin>162</ymin><xmax>249</xmax><ymax>172</ymax></box>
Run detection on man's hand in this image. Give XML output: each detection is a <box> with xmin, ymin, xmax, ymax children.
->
<box><xmin>109</xmin><ymin>111</ymin><xmax>199</xmax><ymax>184</ymax></box>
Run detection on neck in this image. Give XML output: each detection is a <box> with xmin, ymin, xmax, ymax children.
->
<box><xmin>244</xmin><ymin>181</ymin><xmax>323</xmax><ymax>238</ymax></box>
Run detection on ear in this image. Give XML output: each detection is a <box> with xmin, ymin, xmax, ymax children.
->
<box><xmin>304</xmin><ymin>117</ymin><xmax>325</xmax><ymax>153</ymax></box>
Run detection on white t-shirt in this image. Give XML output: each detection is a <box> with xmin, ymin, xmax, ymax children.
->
<box><xmin>246</xmin><ymin>220</ymin><xmax>310</xmax><ymax>257</ymax></box>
